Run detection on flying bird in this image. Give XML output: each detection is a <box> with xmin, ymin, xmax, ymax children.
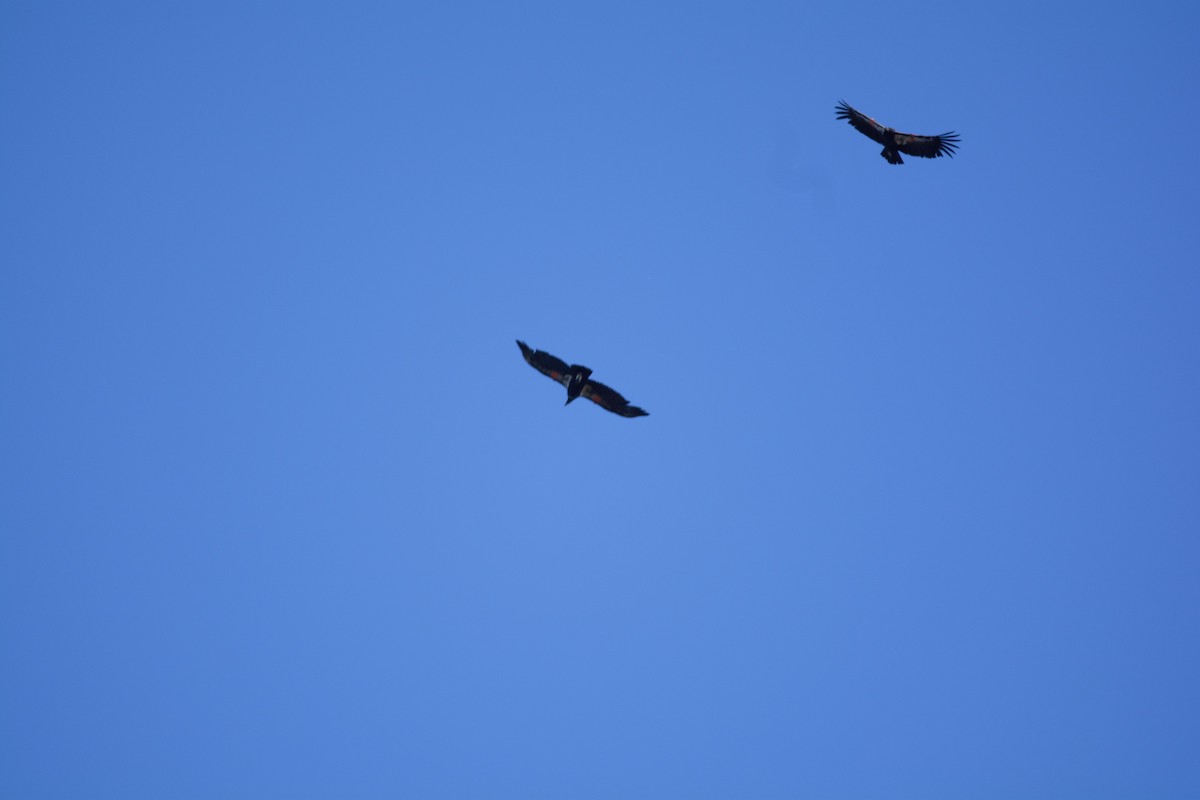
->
<box><xmin>835</xmin><ymin>101</ymin><xmax>960</xmax><ymax>165</ymax></box>
<box><xmin>516</xmin><ymin>340</ymin><xmax>648</xmax><ymax>418</ymax></box>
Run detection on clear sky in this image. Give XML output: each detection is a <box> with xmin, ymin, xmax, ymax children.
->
<box><xmin>2</xmin><ymin>2</ymin><xmax>1198</xmax><ymax>797</ymax></box>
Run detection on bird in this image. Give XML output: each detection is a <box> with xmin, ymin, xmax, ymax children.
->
<box><xmin>516</xmin><ymin>340</ymin><xmax>648</xmax><ymax>418</ymax></box>
<box><xmin>835</xmin><ymin>101</ymin><xmax>960</xmax><ymax>165</ymax></box>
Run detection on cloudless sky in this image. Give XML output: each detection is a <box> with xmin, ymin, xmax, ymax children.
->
<box><xmin>3</xmin><ymin>1</ymin><xmax>1199</xmax><ymax>797</ymax></box>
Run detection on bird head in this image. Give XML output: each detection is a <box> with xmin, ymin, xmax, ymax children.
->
<box><xmin>565</xmin><ymin>367</ymin><xmax>592</xmax><ymax>404</ymax></box>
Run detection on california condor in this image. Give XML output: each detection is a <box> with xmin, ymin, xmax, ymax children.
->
<box><xmin>835</xmin><ymin>101</ymin><xmax>960</xmax><ymax>165</ymax></box>
<box><xmin>516</xmin><ymin>340</ymin><xmax>648</xmax><ymax>418</ymax></box>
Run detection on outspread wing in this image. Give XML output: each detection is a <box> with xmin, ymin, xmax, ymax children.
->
<box><xmin>582</xmin><ymin>380</ymin><xmax>648</xmax><ymax>418</ymax></box>
<box><xmin>516</xmin><ymin>340</ymin><xmax>571</xmax><ymax>385</ymax></box>
<box><xmin>835</xmin><ymin>100</ymin><xmax>887</xmax><ymax>145</ymax></box>
<box><xmin>894</xmin><ymin>129</ymin><xmax>960</xmax><ymax>159</ymax></box>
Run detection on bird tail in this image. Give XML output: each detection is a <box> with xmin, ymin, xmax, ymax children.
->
<box><xmin>882</xmin><ymin>147</ymin><xmax>903</xmax><ymax>165</ymax></box>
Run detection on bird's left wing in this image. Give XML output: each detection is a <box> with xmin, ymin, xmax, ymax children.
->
<box><xmin>582</xmin><ymin>380</ymin><xmax>649</xmax><ymax>418</ymax></box>
<box><xmin>894</xmin><ymin>130</ymin><xmax>960</xmax><ymax>159</ymax></box>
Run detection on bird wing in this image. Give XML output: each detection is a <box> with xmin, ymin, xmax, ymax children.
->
<box><xmin>516</xmin><ymin>340</ymin><xmax>571</xmax><ymax>385</ymax></box>
<box><xmin>894</xmin><ymin>129</ymin><xmax>960</xmax><ymax>159</ymax></box>
<box><xmin>835</xmin><ymin>101</ymin><xmax>888</xmax><ymax>145</ymax></box>
<box><xmin>582</xmin><ymin>380</ymin><xmax>649</xmax><ymax>418</ymax></box>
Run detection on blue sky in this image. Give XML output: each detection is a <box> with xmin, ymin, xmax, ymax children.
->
<box><xmin>2</xmin><ymin>2</ymin><xmax>1198</xmax><ymax>797</ymax></box>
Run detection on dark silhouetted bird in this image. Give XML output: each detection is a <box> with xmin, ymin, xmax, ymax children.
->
<box><xmin>835</xmin><ymin>101</ymin><xmax>960</xmax><ymax>165</ymax></box>
<box><xmin>516</xmin><ymin>340</ymin><xmax>648</xmax><ymax>418</ymax></box>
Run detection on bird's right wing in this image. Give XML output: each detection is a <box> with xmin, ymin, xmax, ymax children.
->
<box><xmin>835</xmin><ymin>101</ymin><xmax>888</xmax><ymax>145</ymax></box>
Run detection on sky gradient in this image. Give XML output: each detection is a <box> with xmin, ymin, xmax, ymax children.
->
<box><xmin>3</xmin><ymin>2</ymin><xmax>1199</xmax><ymax>797</ymax></box>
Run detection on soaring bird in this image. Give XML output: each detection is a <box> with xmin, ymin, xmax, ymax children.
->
<box><xmin>516</xmin><ymin>340</ymin><xmax>648</xmax><ymax>418</ymax></box>
<box><xmin>835</xmin><ymin>101</ymin><xmax>960</xmax><ymax>165</ymax></box>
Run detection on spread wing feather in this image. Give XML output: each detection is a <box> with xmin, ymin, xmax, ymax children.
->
<box><xmin>894</xmin><ymin>130</ymin><xmax>960</xmax><ymax>159</ymax></box>
<box><xmin>835</xmin><ymin>100</ymin><xmax>887</xmax><ymax>145</ymax></box>
<box><xmin>516</xmin><ymin>340</ymin><xmax>570</xmax><ymax>384</ymax></box>
<box><xmin>583</xmin><ymin>380</ymin><xmax>649</xmax><ymax>418</ymax></box>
